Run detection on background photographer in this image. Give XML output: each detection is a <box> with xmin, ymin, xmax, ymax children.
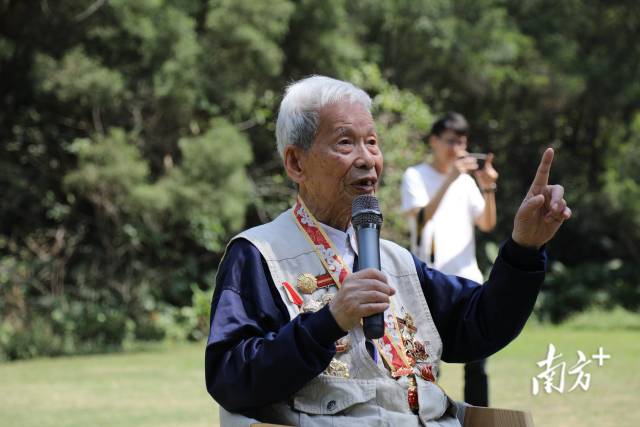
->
<box><xmin>400</xmin><ymin>111</ymin><xmax>499</xmax><ymax>407</ymax></box>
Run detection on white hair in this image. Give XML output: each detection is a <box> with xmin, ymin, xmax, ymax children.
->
<box><xmin>275</xmin><ymin>75</ymin><xmax>372</xmax><ymax>159</ymax></box>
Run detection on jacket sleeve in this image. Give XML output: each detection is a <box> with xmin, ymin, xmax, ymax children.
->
<box><xmin>414</xmin><ymin>237</ymin><xmax>547</xmax><ymax>362</ymax></box>
<box><xmin>205</xmin><ymin>239</ymin><xmax>346</xmax><ymax>413</ymax></box>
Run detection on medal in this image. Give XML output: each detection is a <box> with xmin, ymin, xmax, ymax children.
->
<box><xmin>335</xmin><ymin>337</ymin><xmax>351</xmax><ymax>353</ymax></box>
<box><xmin>321</xmin><ymin>292</ymin><xmax>335</xmax><ymax>305</ymax></box>
<box><xmin>302</xmin><ymin>299</ymin><xmax>322</xmax><ymax>313</ymax></box>
<box><xmin>316</xmin><ymin>273</ymin><xmax>336</xmax><ymax>289</ymax></box>
<box><xmin>410</xmin><ymin>339</ymin><xmax>428</xmax><ymax>361</ymax></box>
<box><xmin>325</xmin><ymin>358</ymin><xmax>350</xmax><ymax>378</ymax></box>
<box><xmin>392</xmin><ymin>367</ymin><xmax>414</xmax><ymax>378</ymax></box>
<box><xmin>420</xmin><ymin>363</ymin><xmax>436</xmax><ymax>382</ymax></box>
<box><xmin>296</xmin><ymin>272</ymin><xmax>338</xmax><ymax>295</ymax></box>
<box><xmin>407</xmin><ymin>376</ymin><xmax>419</xmax><ymax>412</ymax></box>
<box><xmin>281</xmin><ymin>281</ymin><xmax>303</xmax><ymax>308</ymax></box>
<box><xmin>297</xmin><ymin>273</ymin><xmax>318</xmax><ymax>294</ymax></box>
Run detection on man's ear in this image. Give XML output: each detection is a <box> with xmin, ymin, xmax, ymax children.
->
<box><xmin>283</xmin><ymin>145</ymin><xmax>305</xmax><ymax>185</ymax></box>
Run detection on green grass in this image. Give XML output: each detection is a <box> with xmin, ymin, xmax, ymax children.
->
<box><xmin>0</xmin><ymin>343</ymin><xmax>218</xmax><ymax>427</ymax></box>
<box><xmin>1</xmin><ymin>319</ymin><xmax>638</xmax><ymax>427</ymax></box>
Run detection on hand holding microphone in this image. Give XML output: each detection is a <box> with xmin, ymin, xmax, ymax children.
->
<box><xmin>328</xmin><ymin>195</ymin><xmax>391</xmax><ymax>338</ymax></box>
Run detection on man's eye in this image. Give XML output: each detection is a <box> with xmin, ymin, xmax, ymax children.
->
<box><xmin>367</xmin><ymin>138</ymin><xmax>377</xmax><ymax>145</ymax></box>
<box><xmin>338</xmin><ymin>139</ymin><xmax>351</xmax><ymax>145</ymax></box>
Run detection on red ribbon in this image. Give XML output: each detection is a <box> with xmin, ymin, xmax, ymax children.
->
<box><xmin>282</xmin><ymin>281</ymin><xmax>303</xmax><ymax>307</ymax></box>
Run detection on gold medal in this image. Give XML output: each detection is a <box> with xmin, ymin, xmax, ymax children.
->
<box><xmin>325</xmin><ymin>358</ymin><xmax>350</xmax><ymax>378</ymax></box>
<box><xmin>297</xmin><ymin>273</ymin><xmax>318</xmax><ymax>294</ymax></box>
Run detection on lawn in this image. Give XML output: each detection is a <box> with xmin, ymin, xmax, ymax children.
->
<box><xmin>1</xmin><ymin>316</ymin><xmax>638</xmax><ymax>427</ymax></box>
<box><xmin>0</xmin><ymin>343</ymin><xmax>216</xmax><ymax>427</ymax></box>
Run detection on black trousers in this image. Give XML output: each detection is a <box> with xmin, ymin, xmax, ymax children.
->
<box><xmin>464</xmin><ymin>358</ymin><xmax>488</xmax><ymax>407</ymax></box>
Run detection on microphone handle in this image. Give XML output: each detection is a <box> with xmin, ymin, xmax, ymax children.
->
<box><xmin>355</xmin><ymin>225</ymin><xmax>385</xmax><ymax>339</ymax></box>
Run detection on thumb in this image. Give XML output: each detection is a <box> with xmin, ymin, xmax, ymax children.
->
<box><xmin>520</xmin><ymin>194</ymin><xmax>545</xmax><ymax>216</ymax></box>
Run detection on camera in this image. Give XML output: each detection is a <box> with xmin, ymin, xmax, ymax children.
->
<box><xmin>467</xmin><ymin>153</ymin><xmax>487</xmax><ymax>169</ymax></box>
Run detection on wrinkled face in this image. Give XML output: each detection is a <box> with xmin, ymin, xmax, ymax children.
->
<box><xmin>430</xmin><ymin>129</ymin><xmax>468</xmax><ymax>163</ymax></box>
<box><xmin>294</xmin><ymin>101</ymin><xmax>383</xmax><ymax>221</ymax></box>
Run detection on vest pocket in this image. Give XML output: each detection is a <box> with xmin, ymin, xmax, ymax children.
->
<box><xmin>416</xmin><ymin>376</ymin><xmax>449</xmax><ymax>421</ymax></box>
<box><xmin>292</xmin><ymin>375</ymin><xmax>376</xmax><ymax>415</ymax></box>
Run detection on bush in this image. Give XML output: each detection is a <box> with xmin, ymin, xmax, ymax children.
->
<box><xmin>151</xmin><ymin>284</ymin><xmax>213</xmax><ymax>342</ymax></box>
<box><xmin>72</xmin><ymin>304</ymin><xmax>129</xmax><ymax>350</ymax></box>
<box><xmin>536</xmin><ymin>260</ymin><xmax>640</xmax><ymax>323</ymax></box>
<box><xmin>133</xmin><ymin>313</ymin><xmax>167</xmax><ymax>342</ymax></box>
<box><xmin>1</xmin><ymin>317</ymin><xmax>65</xmax><ymax>361</ymax></box>
<box><xmin>1</xmin><ymin>295</ymin><xmax>133</xmax><ymax>360</ymax></box>
<box><xmin>0</xmin><ymin>280</ymin><xmax>214</xmax><ymax>361</ymax></box>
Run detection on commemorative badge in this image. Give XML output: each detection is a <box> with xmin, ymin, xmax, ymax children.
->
<box><xmin>321</xmin><ymin>292</ymin><xmax>335</xmax><ymax>305</ymax></box>
<box><xmin>302</xmin><ymin>299</ymin><xmax>323</xmax><ymax>313</ymax></box>
<box><xmin>325</xmin><ymin>358</ymin><xmax>350</xmax><ymax>378</ymax></box>
<box><xmin>335</xmin><ymin>337</ymin><xmax>351</xmax><ymax>353</ymax></box>
<box><xmin>419</xmin><ymin>363</ymin><xmax>436</xmax><ymax>382</ymax></box>
<box><xmin>297</xmin><ymin>273</ymin><xmax>318</xmax><ymax>294</ymax></box>
<box><xmin>407</xmin><ymin>376</ymin><xmax>419</xmax><ymax>411</ymax></box>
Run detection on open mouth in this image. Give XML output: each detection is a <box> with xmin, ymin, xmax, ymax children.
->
<box><xmin>351</xmin><ymin>177</ymin><xmax>377</xmax><ymax>193</ymax></box>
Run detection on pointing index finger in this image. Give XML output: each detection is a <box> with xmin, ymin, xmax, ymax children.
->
<box><xmin>530</xmin><ymin>148</ymin><xmax>554</xmax><ymax>190</ymax></box>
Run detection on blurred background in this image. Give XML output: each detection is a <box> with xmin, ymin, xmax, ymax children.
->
<box><xmin>0</xmin><ymin>1</ymin><xmax>639</xmax><ymax>426</ymax></box>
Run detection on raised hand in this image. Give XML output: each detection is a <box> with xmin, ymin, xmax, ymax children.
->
<box><xmin>512</xmin><ymin>148</ymin><xmax>571</xmax><ymax>249</ymax></box>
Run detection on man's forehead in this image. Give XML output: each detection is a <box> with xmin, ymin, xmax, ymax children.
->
<box><xmin>320</xmin><ymin>101</ymin><xmax>371</xmax><ymax>119</ymax></box>
<box><xmin>333</xmin><ymin>124</ymin><xmax>376</xmax><ymax>135</ymax></box>
<box><xmin>317</xmin><ymin>101</ymin><xmax>376</xmax><ymax>133</ymax></box>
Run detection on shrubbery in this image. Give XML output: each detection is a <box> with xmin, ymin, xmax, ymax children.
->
<box><xmin>0</xmin><ymin>283</ymin><xmax>213</xmax><ymax>361</ymax></box>
<box><xmin>537</xmin><ymin>261</ymin><xmax>640</xmax><ymax>324</ymax></box>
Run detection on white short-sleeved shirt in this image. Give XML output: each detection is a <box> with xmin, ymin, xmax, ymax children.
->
<box><xmin>401</xmin><ymin>163</ymin><xmax>485</xmax><ymax>282</ymax></box>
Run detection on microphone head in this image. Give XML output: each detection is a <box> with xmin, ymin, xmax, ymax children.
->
<box><xmin>351</xmin><ymin>194</ymin><xmax>383</xmax><ymax>227</ymax></box>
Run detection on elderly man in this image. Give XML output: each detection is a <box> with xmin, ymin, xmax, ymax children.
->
<box><xmin>205</xmin><ymin>76</ymin><xmax>571</xmax><ymax>426</ymax></box>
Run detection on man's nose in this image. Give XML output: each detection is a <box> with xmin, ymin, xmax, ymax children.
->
<box><xmin>354</xmin><ymin>141</ymin><xmax>376</xmax><ymax>169</ymax></box>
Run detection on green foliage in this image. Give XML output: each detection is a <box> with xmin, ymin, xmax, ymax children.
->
<box><xmin>538</xmin><ymin>260</ymin><xmax>639</xmax><ymax>323</ymax></box>
<box><xmin>1</xmin><ymin>317</ymin><xmax>66</xmax><ymax>361</ymax></box>
<box><xmin>130</xmin><ymin>283</ymin><xmax>213</xmax><ymax>343</ymax></box>
<box><xmin>282</xmin><ymin>0</ymin><xmax>364</xmax><ymax>77</ymax></box>
<box><xmin>35</xmin><ymin>47</ymin><xmax>126</xmax><ymax>108</ymax></box>
<box><xmin>601</xmin><ymin>113</ymin><xmax>640</xmax><ymax>260</ymax></box>
<box><xmin>200</xmin><ymin>0</ymin><xmax>294</xmax><ymax>117</ymax></box>
<box><xmin>0</xmin><ymin>292</ymin><xmax>133</xmax><ymax>361</ymax></box>
<box><xmin>2</xmin><ymin>0</ymin><xmax>639</xmax><ymax>359</ymax></box>
<box><xmin>0</xmin><ymin>280</ymin><xmax>213</xmax><ymax>360</ymax></box>
<box><xmin>65</xmin><ymin>129</ymin><xmax>149</xmax><ymax>212</ymax></box>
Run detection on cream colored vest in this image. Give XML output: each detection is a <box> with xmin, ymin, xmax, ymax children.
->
<box><xmin>233</xmin><ymin>209</ymin><xmax>462</xmax><ymax>426</ymax></box>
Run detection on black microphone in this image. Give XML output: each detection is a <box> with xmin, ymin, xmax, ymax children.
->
<box><xmin>351</xmin><ymin>194</ymin><xmax>384</xmax><ymax>339</ymax></box>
